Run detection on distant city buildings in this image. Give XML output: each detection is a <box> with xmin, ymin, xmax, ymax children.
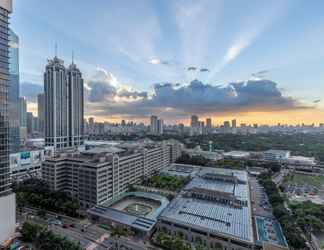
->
<box><xmin>44</xmin><ymin>55</ymin><xmax>84</xmax><ymax>149</ymax></box>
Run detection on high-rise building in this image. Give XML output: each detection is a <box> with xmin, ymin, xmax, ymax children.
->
<box><xmin>8</xmin><ymin>29</ymin><xmax>19</xmax><ymax>153</ymax></box>
<box><xmin>157</xmin><ymin>118</ymin><xmax>164</xmax><ymax>135</ymax></box>
<box><xmin>150</xmin><ymin>115</ymin><xmax>158</xmax><ymax>134</ymax></box>
<box><xmin>67</xmin><ymin>61</ymin><xmax>84</xmax><ymax>147</ymax></box>
<box><xmin>0</xmin><ymin>0</ymin><xmax>16</xmax><ymax>245</ymax></box>
<box><xmin>27</xmin><ymin>112</ymin><xmax>34</xmax><ymax>134</ymax></box>
<box><xmin>232</xmin><ymin>119</ymin><xmax>237</xmax><ymax>128</ymax></box>
<box><xmin>19</xmin><ymin>97</ymin><xmax>27</xmax><ymax>127</ymax></box>
<box><xmin>44</xmin><ymin>55</ymin><xmax>84</xmax><ymax>149</ymax></box>
<box><xmin>37</xmin><ymin>93</ymin><xmax>45</xmax><ymax>134</ymax></box>
<box><xmin>206</xmin><ymin>118</ymin><xmax>212</xmax><ymax>129</ymax></box>
<box><xmin>224</xmin><ymin>121</ymin><xmax>230</xmax><ymax>128</ymax></box>
<box><xmin>191</xmin><ymin>115</ymin><xmax>199</xmax><ymax>128</ymax></box>
<box><xmin>150</xmin><ymin>115</ymin><xmax>164</xmax><ymax>135</ymax></box>
<box><xmin>88</xmin><ymin>117</ymin><xmax>94</xmax><ymax>134</ymax></box>
<box><xmin>44</xmin><ymin>56</ymin><xmax>68</xmax><ymax>149</ymax></box>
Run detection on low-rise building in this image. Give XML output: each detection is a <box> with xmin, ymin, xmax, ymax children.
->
<box><xmin>158</xmin><ymin>167</ymin><xmax>255</xmax><ymax>250</ymax></box>
<box><xmin>223</xmin><ymin>151</ymin><xmax>251</xmax><ymax>159</ymax></box>
<box><xmin>42</xmin><ymin>140</ymin><xmax>181</xmax><ymax>208</ymax></box>
<box><xmin>285</xmin><ymin>156</ymin><xmax>316</xmax><ymax>166</ymax></box>
<box><xmin>183</xmin><ymin>147</ymin><xmax>223</xmax><ymax>161</ymax></box>
<box><xmin>263</xmin><ymin>150</ymin><xmax>290</xmax><ymax>161</ymax></box>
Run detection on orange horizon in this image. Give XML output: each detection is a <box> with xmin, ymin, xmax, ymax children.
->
<box><xmin>83</xmin><ymin>109</ymin><xmax>324</xmax><ymax>126</ymax></box>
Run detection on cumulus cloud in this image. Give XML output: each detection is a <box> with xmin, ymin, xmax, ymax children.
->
<box><xmin>86</xmin><ymin>68</ymin><xmax>148</xmax><ymax>104</ymax></box>
<box><xmin>85</xmin><ymin>72</ymin><xmax>311</xmax><ymax>120</ymax></box>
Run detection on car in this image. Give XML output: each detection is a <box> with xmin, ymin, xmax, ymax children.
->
<box><xmin>48</xmin><ymin>219</ymin><xmax>62</xmax><ymax>226</ymax></box>
<box><xmin>70</xmin><ymin>223</ymin><xmax>75</xmax><ymax>228</ymax></box>
<box><xmin>62</xmin><ymin>224</ymin><xmax>69</xmax><ymax>228</ymax></box>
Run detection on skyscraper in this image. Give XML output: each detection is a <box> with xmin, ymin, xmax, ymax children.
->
<box><xmin>0</xmin><ymin>0</ymin><xmax>16</xmax><ymax>244</ymax></box>
<box><xmin>44</xmin><ymin>55</ymin><xmax>84</xmax><ymax>149</ymax></box>
<box><xmin>191</xmin><ymin>115</ymin><xmax>199</xmax><ymax>128</ymax></box>
<box><xmin>44</xmin><ymin>56</ymin><xmax>69</xmax><ymax>149</ymax></box>
<box><xmin>224</xmin><ymin>121</ymin><xmax>230</xmax><ymax>128</ymax></box>
<box><xmin>27</xmin><ymin>112</ymin><xmax>34</xmax><ymax>134</ymax></box>
<box><xmin>67</xmin><ymin>62</ymin><xmax>84</xmax><ymax>147</ymax></box>
<box><xmin>206</xmin><ymin>118</ymin><xmax>212</xmax><ymax>129</ymax></box>
<box><xmin>150</xmin><ymin>115</ymin><xmax>164</xmax><ymax>135</ymax></box>
<box><xmin>8</xmin><ymin>29</ymin><xmax>20</xmax><ymax>152</ymax></box>
<box><xmin>37</xmin><ymin>93</ymin><xmax>45</xmax><ymax>134</ymax></box>
<box><xmin>19</xmin><ymin>96</ymin><xmax>27</xmax><ymax>127</ymax></box>
<box><xmin>150</xmin><ymin>115</ymin><xmax>158</xmax><ymax>134</ymax></box>
<box><xmin>157</xmin><ymin>118</ymin><xmax>164</xmax><ymax>135</ymax></box>
<box><xmin>232</xmin><ymin>119</ymin><xmax>237</xmax><ymax>128</ymax></box>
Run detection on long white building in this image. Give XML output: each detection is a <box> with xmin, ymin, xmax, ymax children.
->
<box><xmin>42</xmin><ymin>140</ymin><xmax>182</xmax><ymax>208</ymax></box>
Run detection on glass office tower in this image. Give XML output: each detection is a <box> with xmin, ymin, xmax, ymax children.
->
<box><xmin>8</xmin><ymin>29</ymin><xmax>20</xmax><ymax>152</ymax></box>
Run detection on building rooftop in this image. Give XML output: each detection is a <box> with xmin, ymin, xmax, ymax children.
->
<box><xmin>255</xmin><ymin>216</ymin><xmax>288</xmax><ymax>248</ymax></box>
<box><xmin>161</xmin><ymin>163</ymin><xmax>201</xmax><ymax>178</ymax></box>
<box><xmin>160</xmin><ymin>168</ymin><xmax>253</xmax><ymax>243</ymax></box>
<box><xmin>223</xmin><ymin>151</ymin><xmax>250</xmax><ymax>158</ymax></box>
<box><xmin>88</xmin><ymin>192</ymin><xmax>169</xmax><ymax>233</ymax></box>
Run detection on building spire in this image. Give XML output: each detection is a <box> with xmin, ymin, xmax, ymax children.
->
<box><xmin>55</xmin><ymin>43</ymin><xmax>58</xmax><ymax>57</ymax></box>
<box><xmin>72</xmin><ymin>50</ymin><xmax>74</xmax><ymax>64</ymax></box>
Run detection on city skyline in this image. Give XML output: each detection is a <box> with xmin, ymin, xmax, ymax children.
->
<box><xmin>10</xmin><ymin>0</ymin><xmax>324</xmax><ymax>124</ymax></box>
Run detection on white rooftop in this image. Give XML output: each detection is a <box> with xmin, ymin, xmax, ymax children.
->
<box><xmin>160</xmin><ymin>167</ymin><xmax>253</xmax><ymax>243</ymax></box>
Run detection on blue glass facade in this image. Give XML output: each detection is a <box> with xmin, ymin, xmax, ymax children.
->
<box><xmin>8</xmin><ymin>29</ymin><xmax>20</xmax><ymax>153</ymax></box>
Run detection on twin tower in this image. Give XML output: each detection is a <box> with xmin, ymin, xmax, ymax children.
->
<box><xmin>44</xmin><ymin>56</ymin><xmax>84</xmax><ymax>149</ymax></box>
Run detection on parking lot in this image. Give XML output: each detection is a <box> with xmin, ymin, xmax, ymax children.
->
<box><xmin>250</xmin><ymin>177</ymin><xmax>273</xmax><ymax>218</ymax></box>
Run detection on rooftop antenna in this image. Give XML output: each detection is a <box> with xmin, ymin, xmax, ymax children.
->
<box><xmin>54</xmin><ymin>43</ymin><xmax>58</xmax><ymax>57</ymax></box>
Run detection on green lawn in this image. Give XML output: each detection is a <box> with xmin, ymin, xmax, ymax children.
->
<box><xmin>285</xmin><ymin>173</ymin><xmax>324</xmax><ymax>188</ymax></box>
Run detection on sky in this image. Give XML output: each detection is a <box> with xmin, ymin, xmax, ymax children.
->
<box><xmin>11</xmin><ymin>0</ymin><xmax>324</xmax><ymax>125</ymax></box>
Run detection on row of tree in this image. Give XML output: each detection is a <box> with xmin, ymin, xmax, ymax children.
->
<box><xmin>143</xmin><ymin>175</ymin><xmax>190</xmax><ymax>192</ymax></box>
<box><xmin>21</xmin><ymin>222</ymin><xmax>81</xmax><ymax>250</ymax></box>
<box><xmin>154</xmin><ymin>232</ymin><xmax>221</xmax><ymax>250</ymax></box>
<box><xmin>13</xmin><ymin>178</ymin><xmax>81</xmax><ymax>217</ymax></box>
<box><xmin>258</xmin><ymin>173</ymin><xmax>307</xmax><ymax>249</ymax></box>
<box><xmin>176</xmin><ymin>153</ymin><xmax>281</xmax><ymax>172</ymax></box>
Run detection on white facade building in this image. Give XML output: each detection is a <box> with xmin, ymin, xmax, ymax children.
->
<box><xmin>42</xmin><ymin>140</ymin><xmax>182</xmax><ymax>208</ymax></box>
<box><xmin>263</xmin><ymin>150</ymin><xmax>290</xmax><ymax>161</ymax></box>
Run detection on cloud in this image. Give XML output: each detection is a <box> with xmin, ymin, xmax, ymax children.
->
<box><xmin>187</xmin><ymin>66</ymin><xmax>197</xmax><ymax>71</ymax></box>
<box><xmin>209</xmin><ymin>1</ymin><xmax>292</xmax><ymax>78</ymax></box>
<box><xmin>251</xmin><ymin>69</ymin><xmax>271</xmax><ymax>79</ymax></box>
<box><xmin>20</xmin><ymin>82</ymin><xmax>43</xmax><ymax>102</ymax></box>
<box><xmin>148</xmin><ymin>58</ymin><xmax>177</xmax><ymax>66</ymax></box>
<box><xmin>86</xmin><ymin>68</ymin><xmax>148</xmax><ymax>104</ymax></box>
<box><xmin>85</xmin><ymin>71</ymin><xmax>311</xmax><ymax>120</ymax></box>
